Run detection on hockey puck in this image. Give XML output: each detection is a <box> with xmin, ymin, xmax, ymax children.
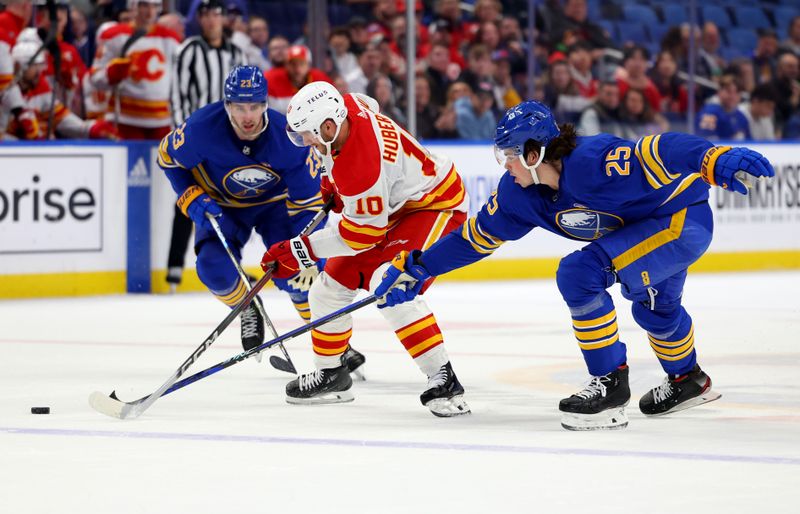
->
<box><xmin>31</xmin><ymin>407</ymin><xmax>50</xmax><ymax>415</ymax></box>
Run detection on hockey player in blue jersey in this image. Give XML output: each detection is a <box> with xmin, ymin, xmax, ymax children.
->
<box><xmin>157</xmin><ymin>65</ymin><xmax>364</xmax><ymax>374</ymax></box>
<box><xmin>375</xmin><ymin>100</ymin><xmax>774</xmax><ymax>430</ymax></box>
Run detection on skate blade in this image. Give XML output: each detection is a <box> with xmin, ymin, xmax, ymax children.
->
<box><xmin>560</xmin><ymin>406</ymin><xmax>629</xmax><ymax>431</ymax></box>
<box><xmin>642</xmin><ymin>389</ymin><xmax>722</xmax><ymax>417</ymax></box>
<box><xmin>285</xmin><ymin>390</ymin><xmax>355</xmax><ymax>405</ymax></box>
<box><xmin>426</xmin><ymin>395</ymin><xmax>471</xmax><ymax>417</ymax></box>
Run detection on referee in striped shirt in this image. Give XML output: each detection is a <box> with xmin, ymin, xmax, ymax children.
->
<box><xmin>166</xmin><ymin>0</ymin><xmax>248</xmax><ymax>290</ymax></box>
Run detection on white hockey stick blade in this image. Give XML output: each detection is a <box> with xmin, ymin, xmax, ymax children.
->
<box><xmin>88</xmin><ymin>390</ymin><xmax>146</xmax><ymax>420</ymax></box>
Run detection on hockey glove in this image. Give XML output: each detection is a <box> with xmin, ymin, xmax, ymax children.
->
<box><xmin>374</xmin><ymin>250</ymin><xmax>432</xmax><ymax>308</ymax></box>
<box><xmin>107</xmin><ymin>57</ymin><xmax>132</xmax><ymax>85</ymax></box>
<box><xmin>14</xmin><ymin>109</ymin><xmax>40</xmax><ymax>140</ymax></box>
<box><xmin>701</xmin><ymin>146</ymin><xmax>773</xmax><ymax>195</ymax></box>
<box><xmin>89</xmin><ymin>119</ymin><xmax>119</xmax><ymax>140</ymax></box>
<box><xmin>262</xmin><ymin>236</ymin><xmax>319</xmax><ymax>280</ymax></box>
<box><xmin>320</xmin><ymin>175</ymin><xmax>344</xmax><ymax>213</ymax></box>
<box><xmin>177</xmin><ymin>185</ymin><xmax>222</xmax><ymax>231</ymax></box>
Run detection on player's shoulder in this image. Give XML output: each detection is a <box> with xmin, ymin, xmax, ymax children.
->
<box><xmin>331</xmin><ymin>116</ymin><xmax>382</xmax><ymax>196</ymax></box>
<box><xmin>563</xmin><ymin>134</ymin><xmax>631</xmax><ymax>189</ymax></box>
<box><xmin>99</xmin><ymin>22</ymin><xmax>133</xmax><ymax>42</ymax></box>
<box><xmin>264</xmin><ymin>108</ymin><xmax>307</xmax><ymax>163</ymax></box>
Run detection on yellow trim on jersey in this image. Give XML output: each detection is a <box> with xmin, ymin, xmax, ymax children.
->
<box><xmin>157</xmin><ymin>136</ymin><xmax>180</xmax><ymax>168</ymax></box>
<box><xmin>217</xmin><ymin>280</ymin><xmax>247</xmax><ymax>306</ymax></box>
<box><xmin>396</xmin><ymin>315</ymin><xmax>438</xmax><ymax>340</ymax></box>
<box><xmin>574</xmin><ymin>321</ymin><xmax>618</xmax><ymax>341</ymax></box>
<box><xmin>177</xmin><ymin>185</ymin><xmax>204</xmax><ymax>216</ymax></box>
<box><xmin>311</xmin><ymin>329</ymin><xmax>353</xmax><ymax>342</ymax></box>
<box><xmin>461</xmin><ymin>217</ymin><xmax>504</xmax><ymax>255</ymax></box>
<box><xmin>340</xmin><ymin>218</ymin><xmax>387</xmax><ymax>237</ymax></box>
<box><xmin>649</xmin><ymin>337</ymin><xmax>694</xmax><ymax>357</ymax></box>
<box><xmin>314</xmin><ymin>346</ymin><xmax>348</xmax><ymax>355</ymax></box>
<box><xmin>572</xmin><ymin>311</ymin><xmax>616</xmax><ymax>329</ymax></box>
<box><xmin>660</xmin><ymin>173</ymin><xmax>704</xmax><ymax>206</ymax></box>
<box><xmin>649</xmin><ymin>325</ymin><xmax>694</xmax><ymax>348</ymax></box>
<box><xmin>421</xmin><ymin>211</ymin><xmax>453</xmax><ymax>250</ymax></box>
<box><xmin>651</xmin><ymin>344</ymin><xmax>695</xmax><ymax>361</ymax></box>
<box><xmin>611</xmin><ymin>208</ymin><xmax>687</xmax><ymax>271</ymax></box>
<box><xmin>406</xmin><ymin>334</ymin><xmax>444</xmax><ymax>356</ymax></box>
<box><xmin>577</xmin><ymin>334</ymin><xmax>619</xmax><ymax>351</ymax></box>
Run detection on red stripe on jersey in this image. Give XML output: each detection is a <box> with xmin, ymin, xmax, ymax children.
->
<box><xmin>330</xmin><ymin>94</ymin><xmax>383</xmax><ymax>197</ymax></box>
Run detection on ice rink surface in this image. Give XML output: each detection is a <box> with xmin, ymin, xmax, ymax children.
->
<box><xmin>1</xmin><ymin>271</ymin><xmax>799</xmax><ymax>513</ymax></box>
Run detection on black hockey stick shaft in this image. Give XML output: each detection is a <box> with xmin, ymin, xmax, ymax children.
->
<box><xmin>160</xmin><ymin>295</ymin><xmax>379</xmax><ymax>397</ymax></box>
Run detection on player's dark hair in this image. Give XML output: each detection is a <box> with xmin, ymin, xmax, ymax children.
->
<box><xmin>524</xmin><ymin>123</ymin><xmax>578</xmax><ymax>163</ymax></box>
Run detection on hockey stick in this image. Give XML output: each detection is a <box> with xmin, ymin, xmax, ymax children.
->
<box><xmin>207</xmin><ymin>214</ymin><xmax>296</xmax><ymax>372</ymax></box>
<box><xmin>89</xmin><ymin>294</ymin><xmax>379</xmax><ymax>419</ymax></box>
<box><xmin>88</xmin><ymin>200</ymin><xmax>333</xmax><ymax>419</ymax></box>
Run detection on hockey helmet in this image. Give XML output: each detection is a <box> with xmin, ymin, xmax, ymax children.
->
<box><xmin>285</xmin><ymin>81</ymin><xmax>347</xmax><ymax>153</ymax></box>
<box><xmin>12</xmin><ymin>28</ymin><xmax>45</xmax><ymax>66</ymax></box>
<box><xmin>493</xmin><ymin>100</ymin><xmax>560</xmax><ymax>185</ymax></box>
<box><xmin>224</xmin><ymin>65</ymin><xmax>268</xmax><ymax>104</ymax></box>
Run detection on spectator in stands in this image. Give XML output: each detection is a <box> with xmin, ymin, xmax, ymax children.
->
<box><xmin>429</xmin><ymin>18</ymin><xmax>466</xmax><ymax>69</ymax></box>
<box><xmin>698</xmin><ymin>22</ymin><xmax>724</xmax><ymax>81</ymax></box>
<box><xmin>265</xmin><ymin>44</ymin><xmax>333</xmax><ymax>114</ymax></box>
<box><xmin>346</xmin><ymin>41</ymin><xmax>382</xmax><ymax>94</ymax></box>
<box><xmin>267</xmin><ymin>35</ymin><xmax>289</xmax><ymax>68</ymax></box>
<box><xmin>458</xmin><ymin>43</ymin><xmax>495</xmax><ymax>90</ymax></box>
<box><xmin>492</xmin><ymin>49</ymin><xmax>522</xmax><ymax>110</ymax></box>
<box><xmin>329</xmin><ymin>27</ymin><xmax>359</xmax><ymax>81</ymax></box>
<box><xmin>367</xmin><ymin>73</ymin><xmax>407</xmax><ymax>127</ymax></box>
<box><xmin>475</xmin><ymin>21</ymin><xmax>501</xmax><ymax>54</ymax></box>
<box><xmin>497</xmin><ymin>15</ymin><xmax>528</xmax><ymax>81</ymax></box>
<box><xmin>429</xmin><ymin>0</ymin><xmax>473</xmax><ymax>56</ymax></box>
<box><xmin>376</xmin><ymin>35</ymin><xmax>406</xmax><ymax>84</ymax></box>
<box><xmin>408</xmin><ymin>74</ymin><xmax>441</xmax><ymax>139</ymax></box>
<box><xmin>567</xmin><ymin>41</ymin><xmax>596</xmax><ymax>99</ymax></box>
<box><xmin>396</xmin><ymin>0</ymin><xmax>430</xmax><ymax>52</ymax></box>
<box><xmin>388</xmin><ymin>10</ymin><xmax>428</xmax><ymax>66</ymax></box>
<box><xmin>618</xmin><ymin>87</ymin><xmax>668</xmax><ymax>140</ymax></box>
<box><xmin>578</xmin><ymin>79</ymin><xmax>624</xmax><ymax>137</ymax></box>
<box><xmin>551</xmin><ymin>0</ymin><xmax>613</xmax><ymax>52</ymax></box>
<box><xmin>544</xmin><ymin>58</ymin><xmax>592</xmax><ymax>123</ymax></box>
<box><xmin>729</xmin><ymin>58</ymin><xmax>757</xmax><ymax>101</ymax></box>
<box><xmin>473</xmin><ymin>0</ymin><xmax>502</xmax><ymax>26</ymax></box>
<box><xmin>753</xmin><ymin>28</ymin><xmax>779</xmax><ymax>84</ymax></box>
<box><xmin>347</xmin><ymin>16</ymin><xmax>370</xmax><ymax>55</ymax></box>
<box><xmin>616</xmin><ymin>45</ymin><xmax>661</xmax><ymax>113</ymax></box>
<box><xmin>649</xmin><ymin>50</ymin><xmax>688</xmax><ymax>116</ymax></box>
<box><xmin>366</xmin><ymin>0</ymin><xmax>396</xmax><ymax>43</ymax></box>
<box><xmin>434</xmin><ymin>80</ymin><xmax>469</xmax><ymax>138</ymax></box>
<box><xmin>425</xmin><ymin>41</ymin><xmax>457</xmax><ymax>106</ymax></box>
<box><xmin>230</xmin><ymin>15</ymin><xmax>269</xmax><ymax>71</ymax></box>
<box><xmin>780</xmin><ymin>16</ymin><xmax>800</xmax><ymax>57</ymax></box>
<box><xmin>769</xmin><ymin>51</ymin><xmax>800</xmax><ymax>133</ymax></box>
<box><xmin>70</xmin><ymin>7</ymin><xmax>92</xmax><ymax>68</ymax></box>
<box><xmin>696</xmin><ymin>75</ymin><xmax>750</xmax><ymax>140</ymax></box>
<box><xmin>740</xmin><ymin>83</ymin><xmax>777</xmax><ymax>140</ymax></box>
<box><xmin>454</xmin><ymin>79</ymin><xmax>496</xmax><ymax>139</ymax></box>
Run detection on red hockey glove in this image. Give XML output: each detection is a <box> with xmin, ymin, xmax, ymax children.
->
<box><xmin>320</xmin><ymin>175</ymin><xmax>344</xmax><ymax>213</ymax></box>
<box><xmin>261</xmin><ymin>235</ymin><xmax>319</xmax><ymax>279</ymax></box>
<box><xmin>89</xmin><ymin>119</ymin><xmax>119</xmax><ymax>140</ymax></box>
<box><xmin>107</xmin><ymin>57</ymin><xmax>132</xmax><ymax>85</ymax></box>
<box><xmin>15</xmin><ymin>109</ymin><xmax>41</xmax><ymax>140</ymax></box>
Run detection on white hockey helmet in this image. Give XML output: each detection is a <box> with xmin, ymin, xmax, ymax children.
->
<box><xmin>285</xmin><ymin>81</ymin><xmax>348</xmax><ymax>154</ymax></box>
<box><xmin>12</xmin><ymin>28</ymin><xmax>45</xmax><ymax>66</ymax></box>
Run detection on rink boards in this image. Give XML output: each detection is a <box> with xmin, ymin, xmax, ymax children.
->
<box><xmin>1</xmin><ymin>140</ymin><xmax>798</xmax><ymax>297</ymax></box>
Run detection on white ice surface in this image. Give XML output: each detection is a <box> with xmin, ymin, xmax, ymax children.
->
<box><xmin>1</xmin><ymin>272</ymin><xmax>799</xmax><ymax>513</ymax></box>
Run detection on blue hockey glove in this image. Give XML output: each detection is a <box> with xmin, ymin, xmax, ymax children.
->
<box><xmin>178</xmin><ymin>185</ymin><xmax>223</xmax><ymax>231</ymax></box>
<box><xmin>701</xmin><ymin>146</ymin><xmax>773</xmax><ymax>195</ymax></box>
<box><xmin>374</xmin><ymin>250</ymin><xmax>432</xmax><ymax>308</ymax></box>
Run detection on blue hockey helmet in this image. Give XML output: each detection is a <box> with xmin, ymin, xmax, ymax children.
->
<box><xmin>493</xmin><ymin>101</ymin><xmax>560</xmax><ymax>185</ymax></box>
<box><xmin>224</xmin><ymin>65</ymin><xmax>268</xmax><ymax>104</ymax></box>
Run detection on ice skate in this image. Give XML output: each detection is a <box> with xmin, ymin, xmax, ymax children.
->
<box><xmin>240</xmin><ymin>296</ymin><xmax>265</xmax><ymax>352</ymax></box>
<box><xmin>285</xmin><ymin>364</ymin><xmax>354</xmax><ymax>405</ymax></box>
<box><xmin>420</xmin><ymin>361</ymin><xmax>470</xmax><ymax>417</ymax></box>
<box><xmin>343</xmin><ymin>345</ymin><xmax>366</xmax><ymax>381</ymax></box>
<box><xmin>639</xmin><ymin>364</ymin><xmax>721</xmax><ymax>416</ymax></box>
<box><xmin>559</xmin><ymin>365</ymin><xmax>631</xmax><ymax>431</ymax></box>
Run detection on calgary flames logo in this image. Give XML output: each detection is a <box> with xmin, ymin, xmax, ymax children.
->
<box><xmin>128</xmin><ymin>49</ymin><xmax>166</xmax><ymax>82</ymax></box>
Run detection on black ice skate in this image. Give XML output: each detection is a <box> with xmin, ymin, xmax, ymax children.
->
<box><xmin>285</xmin><ymin>364</ymin><xmax>354</xmax><ymax>405</ymax></box>
<box><xmin>639</xmin><ymin>364</ymin><xmax>721</xmax><ymax>416</ymax></box>
<box><xmin>240</xmin><ymin>296</ymin><xmax>265</xmax><ymax>352</ymax></box>
<box><xmin>559</xmin><ymin>365</ymin><xmax>631</xmax><ymax>431</ymax></box>
<box><xmin>420</xmin><ymin>361</ymin><xmax>471</xmax><ymax>417</ymax></box>
<box><xmin>343</xmin><ymin>345</ymin><xmax>366</xmax><ymax>381</ymax></box>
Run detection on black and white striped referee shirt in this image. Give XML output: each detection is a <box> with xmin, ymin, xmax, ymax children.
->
<box><xmin>171</xmin><ymin>35</ymin><xmax>247</xmax><ymax>126</ymax></box>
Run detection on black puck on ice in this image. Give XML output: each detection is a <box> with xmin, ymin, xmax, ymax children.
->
<box><xmin>31</xmin><ymin>407</ymin><xmax>50</xmax><ymax>415</ymax></box>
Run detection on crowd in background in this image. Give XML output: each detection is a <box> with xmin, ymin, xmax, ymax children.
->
<box><xmin>2</xmin><ymin>0</ymin><xmax>800</xmax><ymax>142</ymax></box>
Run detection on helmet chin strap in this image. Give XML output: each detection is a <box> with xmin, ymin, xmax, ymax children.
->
<box><xmin>315</xmin><ymin>121</ymin><xmax>342</xmax><ymax>155</ymax></box>
<box><xmin>519</xmin><ymin>145</ymin><xmax>546</xmax><ymax>185</ymax></box>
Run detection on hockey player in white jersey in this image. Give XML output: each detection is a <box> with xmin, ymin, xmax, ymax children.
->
<box><xmin>261</xmin><ymin>82</ymin><xmax>471</xmax><ymax>416</ymax></box>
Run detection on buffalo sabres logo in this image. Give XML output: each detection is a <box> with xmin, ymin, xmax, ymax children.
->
<box><xmin>223</xmin><ymin>164</ymin><xmax>279</xmax><ymax>198</ymax></box>
<box><xmin>556</xmin><ymin>208</ymin><xmax>624</xmax><ymax>240</ymax></box>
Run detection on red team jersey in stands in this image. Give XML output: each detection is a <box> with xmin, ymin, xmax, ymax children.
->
<box><xmin>0</xmin><ymin>9</ymin><xmax>25</xmax><ymax>95</ymax></box>
<box><xmin>91</xmin><ymin>23</ymin><xmax>180</xmax><ymax>128</ymax></box>
<box><xmin>308</xmin><ymin>93</ymin><xmax>468</xmax><ymax>258</ymax></box>
<box><xmin>265</xmin><ymin>66</ymin><xmax>333</xmax><ymax>114</ymax></box>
